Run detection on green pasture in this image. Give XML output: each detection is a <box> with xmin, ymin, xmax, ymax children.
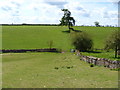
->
<box><xmin>2</xmin><ymin>26</ymin><xmax>118</xmax><ymax>50</ymax></box>
<box><xmin>82</xmin><ymin>50</ymin><xmax>120</xmax><ymax>61</ymax></box>
<box><xmin>2</xmin><ymin>26</ymin><xmax>119</xmax><ymax>60</ymax></box>
<box><xmin>2</xmin><ymin>26</ymin><xmax>119</xmax><ymax>88</ymax></box>
<box><xmin>2</xmin><ymin>26</ymin><xmax>71</xmax><ymax>50</ymax></box>
<box><xmin>2</xmin><ymin>52</ymin><xmax>118</xmax><ymax>88</ymax></box>
<box><xmin>73</xmin><ymin>26</ymin><xmax>118</xmax><ymax>48</ymax></box>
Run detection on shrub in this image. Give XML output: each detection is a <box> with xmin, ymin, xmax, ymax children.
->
<box><xmin>104</xmin><ymin>30</ymin><xmax>120</xmax><ymax>58</ymax></box>
<box><xmin>71</xmin><ymin>32</ymin><xmax>93</xmax><ymax>52</ymax></box>
<box><xmin>110</xmin><ymin>68</ymin><xmax>120</xmax><ymax>71</ymax></box>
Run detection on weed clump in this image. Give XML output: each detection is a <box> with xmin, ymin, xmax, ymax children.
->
<box><xmin>90</xmin><ymin>64</ymin><xmax>94</xmax><ymax>67</ymax></box>
<box><xmin>54</xmin><ymin>67</ymin><xmax>59</xmax><ymax>70</ymax></box>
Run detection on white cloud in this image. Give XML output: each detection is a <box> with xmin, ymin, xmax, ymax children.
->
<box><xmin>11</xmin><ymin>1</ymin><xmax>63</xmax><ymax>24</ymax></box>
<box><xmin>44</xmin><ymin>0</ymin><xmax>69</xmax><ymax>4</ymax></box>
<box><xmin>64</xmin><ymin>2</ymin><xmax>91</xmax><ymax>18</ymax></box>
<box><xmin>0</xmin><ymin>0</ymin><xmax>118</xmax><ymax>26</ymax></box>
<box><xmin>103</xmin><ymin>11</ymin><xmax>118</xmax><ymax>19</ymax></box>
<box><xmin>107</xmin><ymin>0</ymin><xmax>120</xmax><ymax>2</ymax></box>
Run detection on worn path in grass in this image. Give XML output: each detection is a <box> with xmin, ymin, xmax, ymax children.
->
<box><xmin>2</xmin><ymin>52</ymin><xmax>118</xmax><ymax>88</ymax></box>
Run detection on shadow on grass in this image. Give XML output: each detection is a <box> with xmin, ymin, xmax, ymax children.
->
<box><xmin>111</xmin><ymin>57</ymin><xmax>120</xmax><ymax>59</ymax></box>
<box><xmin>116</xmin><ymin>57</ymin><xmax>120</xmax><ymax>59</ymax></box>
<box><xmin>72</xmin><ymin>29</ymin><xmax>82</xmax><ymax>32</ymax></box>
<box><xmin>83</xmin><ymin>51</ymin><xmax>102</xmax><ymax>53</ymax></box>
<box><xmin>62</xmin><ymin>29</ymin><xmax>82</xmax><ymax>33</ymax></box>
<box><xmin>62</xmin><ymin>30</ymin><xmax>70</xmax><ymax>33</ymax></box>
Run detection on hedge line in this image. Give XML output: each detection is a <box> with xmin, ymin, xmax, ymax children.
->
<box><xmin>1</xmin><ymin>48</ymin><xmax>59</xmax><ymax>53</ymax></box>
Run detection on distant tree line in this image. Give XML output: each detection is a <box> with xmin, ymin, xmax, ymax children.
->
<box><xmin>1</xmin><ymin>24</ymin><xmax>117</xmax><ymax>27</ymax></box>
<box><xmin>2</xmin><ymin>24</ymin><xmax>59</xmax><ymax>26</ymax></box>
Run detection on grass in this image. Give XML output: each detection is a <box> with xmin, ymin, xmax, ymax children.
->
<box><xmin>2</xmin><ymin>26</ymin><xmax>119</xmax><ymax>60</ymax></box>
<box><xmin>2</xmin><ymin>26</ymin><xmax>118</xmax><ymax>50</ymax></box>
<box><xmin>2</xmin><ymin>52</ymin><xmax>118</xmax><ymax>88</ymax></box>
<box><xmin>2</xmin><ymin>26</ymin><xmax>119</xmax><ymax>88</ymax></box>
<box><xmin>2</xmin><ymin>26</ymin><xmax>71</xmax><ymax>51</ymax></box>
<box><xmin>73</xmin><ymin>26</ymin><xmax>118</xmax><ymax>48</ymax></box>
<box><xmin>81</xmin><ymin>50</ymin><xmax>120</xmax><ymax>61</ymax></box>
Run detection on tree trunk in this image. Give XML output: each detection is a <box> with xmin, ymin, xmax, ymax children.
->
<box><xmin>115</xmin><ymin>45</ymin><xmax>117</xmax><ymax>58</ymax></box>
<box><xmin>68</xmin><ymin>25</ymin><xmax>70</xmax><ymax>33</ymax></box>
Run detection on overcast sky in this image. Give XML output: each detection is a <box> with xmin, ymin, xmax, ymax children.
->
<box><xmin>0</xmin><ymin>0</ymin><xmax>119</xmax><ymax>26</ymax></box>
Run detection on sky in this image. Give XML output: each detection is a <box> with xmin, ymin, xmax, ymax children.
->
<box><xmin>0</xmin><ymin>0</ymin><xmax>119</xmax><ymax>26</ymax></box>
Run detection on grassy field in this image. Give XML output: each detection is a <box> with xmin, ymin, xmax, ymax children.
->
<box><xmin>82</xmin><ymin>50</ymin><xmax>120</xmax><ymax>61</ymax></box>
<box><xmin>2</xmin><ymin>26</ymin><xmax>71</xmax><ymax>50</ymax></box>
<box><xmin>2</xmin><ymin>52</ymin><xmax>118</xmax><ymax>88</ymax></box>
<box><xmin>73</xmin><ymin>26</ymin><xmax>118</xmax><ymax>48</ymax></box>
<box><xmin>2</xmin><ymin>26</ymin><xmax>119</xmax><ymax>60</ymax></box>
<box><xmin>2</xmin><ymin>26</ymin><xmax>119</xmax><ymax>88</ymax></box>
<box><xmin>2</xmin><ymin>26</ymin><xmax>118</xmax><ymax>50</ymax></box>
